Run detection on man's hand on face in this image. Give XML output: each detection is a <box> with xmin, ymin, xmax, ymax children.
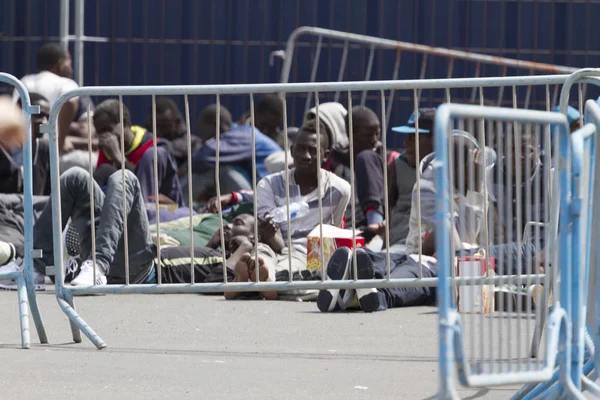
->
<box><xmin>98</xmin><ymin>132</ymin><xmax>124</xmax><ymax>167</ymax></box>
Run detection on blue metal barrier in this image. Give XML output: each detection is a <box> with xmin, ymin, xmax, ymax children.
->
<box><xmin>0</xmin><ymin>73</ymin><xmax>48</xmax><ymax>348</ymax></box>
<box><xmin>434</xmin><ymin>103</ymin><xmax>587</xmax><ymax>398</ymax></box>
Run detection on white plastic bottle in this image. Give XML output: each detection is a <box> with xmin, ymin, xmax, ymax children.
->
<box><xmin>271</xmin><ymin>201</ymin><xmax>310</xmax><ymax>223</ymax></box>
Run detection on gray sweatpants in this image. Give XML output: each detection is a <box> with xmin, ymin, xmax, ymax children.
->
<box><xmin>33</xmin><ymin>167</ymin><xmax>155</xmax><ymax>284</ymax></box>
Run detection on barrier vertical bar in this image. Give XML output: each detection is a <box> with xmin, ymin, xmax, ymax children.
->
<box><xmin>470</xmin><ymin>63</ymin><xmax>481</xmax><ymax>103</ymax></box>
<box><xmin>74</xmin><ymin>0</ymin><xmax>85</xmax><ymax>86</ymax></box>
<box><xmin>385</xmin><ymin>49</ymin><xmax>401</xmax><ymax>129</ymax></box>
<box><xmin>184</xmin><ymin>95</ymin><xmax>195</xmax><ymax>283</ymax></box>
<box><xmin>151</xmin><ymin>95</ymin><xmax>161</xmax><ymax>284</ymax></box>
<box><xmin>87</xmin><ymin>101</ymin><xmax>97</xmax><ymax>286</ymax></box>
<box><xmin>333</xmin><ymin>41</ymin><xmax>349</xmax><ymax>103</ymax></box>
<box><xmin>303</xmin><ymin>36</ymin><xmax>323</xmax><ymax>116</ymax></box>
<box><xmin>250</xmin><ymin>94</ymin><xmax>259</xmax><ymax>283</ymax></box>
<box><xmin>347</xmin><ymin>93</ymin><xmax>358</xmax><ymax>281</ymax></box>
<box><xmin>282</xmin><ymin>95</ymin><xmax>293</xmax><ymax>279</ymax></box>
<box><xmin>59</xmin><ymin>0</ymin><xmax>70</xmax><ymax>50</ymax></box>
<box><xmin>361</xmin><ymin>46</ymin><xmax>375</xmax><ymax>106</ymax></box>
<box><xmin>478</xmin><ymin>87</ymin><xmax>492</xmax><ymax>372</ymax></box>
<box><xmin>416</xmin><ymin>55</ymin><xmax>428</xmax><ymax>102</ymax></box>
<box><xmin>381</xmin><ymin>90</ymin><xmax>391</xmax><ymax>280</ymax></box>
<box><xmin>434</xmin><ymin>105</ymin><xmax>454</xmax><ymax>398</ymax></box>
<box><xmin>215</xmin><ymin>94</ymin><xmax>227</xmax><ymax>281</ymax></box>
<box><xmin>119</xmin><ymin>96</ymin><xmax>130</xmax><ymax>285</ymax></box>
<box><xmin>514</xmin><ymin>87</ymin><xmax>525</xmax><ymax>371</ymax></box>
<box><xmin>413</xmin><ymin>89</ymin><xmax>422</xmax><ymax>278</ymax></box>
<box><xmin>316</xmin><ymin>94</ymin><xmax>325</xmax><ymax>281</ymax></box>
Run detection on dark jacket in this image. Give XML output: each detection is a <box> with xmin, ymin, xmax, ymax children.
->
<box><xmin>0</xmin><ymin>138</ymin><xmax>51</xmax><ymax>196</ymax></box>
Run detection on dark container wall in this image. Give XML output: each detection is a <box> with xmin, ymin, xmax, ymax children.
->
<box><xmin>1</xmin><ymin>0</ymin><xmax>598</xmax><ymax>146</ymax></box>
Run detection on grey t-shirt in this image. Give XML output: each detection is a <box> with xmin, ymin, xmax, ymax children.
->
<box><xmin>389</xmin><ymin>156</ymin><xmax>417</xmax><ymax>246</ymax></box>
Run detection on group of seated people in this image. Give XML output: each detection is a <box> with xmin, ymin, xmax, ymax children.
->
<box><xmin>0</xmin><ymin>42</ymin><xmax>577</xmax><ymax>313</ymax></box>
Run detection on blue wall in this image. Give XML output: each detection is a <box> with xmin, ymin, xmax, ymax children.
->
<box><xmin>2</xmin><ymin>0</ymin><xmax>599</xmax><ymax>143</ymax></box>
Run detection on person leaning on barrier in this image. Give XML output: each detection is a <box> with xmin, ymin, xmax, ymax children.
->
<box><xmin>224</xmin><ymin>119</ymin><xmax>351</xmax><ymax>301</ymax></box>
<box><xmin>143</xmin><ymin>96</ymin><xmax>201</xmax><ymax>177</ymax></box>
<box><xmin>189</xmin><ymin>104</ymin><xmax>282</xmax><ymax>203</ymax></box>
<box><xmin>93</xmin><ymin>99</ymin><xmax>184</xmax><ymax>207</ymax></box>
<box><xmin>318</xmin><ymin>130</ymin><xmax>487</xmax><ymax>312</ymax></box>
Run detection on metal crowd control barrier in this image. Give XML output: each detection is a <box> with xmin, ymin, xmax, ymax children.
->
<box><xmin>274</xmin><ymin>26</ymin><xmax>579</xmax><ymax>125</ymax></box>
<box><xmin>44</xmin><ymin>75</ymin><xmax>572</xmax><ymax>355</ymax></box>
<box><xmin>0</xmin><ymin>73</ymin><xmax>48</xmax><ymax>349</ymax></box>
<box><xmin>434</xmin><ymin>103</ymin><xmax>592</xmax><ymax>398</ymax></box>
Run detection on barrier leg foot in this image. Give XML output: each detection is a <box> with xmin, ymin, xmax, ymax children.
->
<box><xmin>56</xmin><ymin>292</ymin><xmax>106</xmax><ymax>349</ymax></box>
<box><xmin>25</xmin><ymin>276</ymin><xmax>48</xmax><ymax>344</ymax></box>
<box><xmin>63</xmin><ymin>291</ymin><xmax>82</xmax><ymax>343</ymax></box>
<box><xmin>17</xmin><ymin>275</ymin><xmax>31</xmax><ymax>349</ymax></box>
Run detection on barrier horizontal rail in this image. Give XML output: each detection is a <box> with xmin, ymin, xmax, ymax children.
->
<box><xmin>434</xmin><ymin>103</ymin><xmax>576</xmax><ymax>398</ymax></box>
<box><xmin>278</xmin><ymin>27</ymin><xmax>578</xmax><ymax>84</ymax></box>
<box><xmin>42</xmin><ymin>74</ymin><xmax>576</xmax><ymax>357</ymax></box>
<box><xmin>275</xmin><ymin>27</ymin><xmax>578</xmax><ymax>125</ymax></box>
<box><xmin>65</xmin><ymin>274</ymin><xmax>547</xmax><ymax>295</ymax></box>
<box><xmin>0</xmin><ymin>72</ymin><xmax>47</xmax><ymax>349</ymax></box>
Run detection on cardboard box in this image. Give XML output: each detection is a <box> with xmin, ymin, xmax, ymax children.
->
<box><xmin>306</xmin><ymin>225</ymin><xmax>365</xmax><ymax>272</ymax></box>
<box><xmin>456</xmin><ymin>252</ymin><xmax>496</xmax><ymax>314</ymax></box>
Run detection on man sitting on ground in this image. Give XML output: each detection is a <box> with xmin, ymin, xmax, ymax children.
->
<box><xmin>318</xmin><ymin>130</ymin><xmax>487</xmax><ymax>312</ymax></box>
<box><xmin>225</xmin><ymin>119</ymin><xmax>351</xmax><ymax>300</ymax></box>
<box><xmin>143</xmin><ymin>97</ymin><xmax>200</xmax><ymax>176</ymax></box>
<box><xmin>253</xmin><ymin>94</ymin><xmax>286</xmax><ymax>149</ymax></box>
<box><xmin>190</xmin><ymin>104</ymin><xmax>281</xmax><ymax>201</ymax></box>
<box><xmin>12</xmin><ymin>43</ymin><xmax>94</xmax><ymax>156</ymax></box>
<box><xmin>94</xmin><ymin>99</ymin><xmax>183</xmax><ymax>206</ymax></box>
<box><xmin>383</xmin><ymin>108</ymin><xmax>436</xmax><ymax>251</ymax></box>
<box><xmin>323</xmin><ymin>106</ymin><xmax>399</xmax><ymax>231</ymax></box>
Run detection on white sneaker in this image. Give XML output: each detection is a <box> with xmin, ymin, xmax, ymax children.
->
<box><xmin>0</xmin><ymin>258</ymin><xmax>46</xmax><ymax>291</ymax></box>
<box><xmin>70</xmin><ymin>260</ymin><xmax>107</xmax><ymax>286</ymax></box>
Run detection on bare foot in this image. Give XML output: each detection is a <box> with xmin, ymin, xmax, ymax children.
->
<box><xmin>248</xmin><ymin>255</ymin><xmax>269</xmax><ymax>282</ymax></box>
<box><xmin>224</xmin><ymin>253</ymin><xmax>252</xmax><ymax>300</ymax></box>
<box><xmin>233</xmin><ymin>253</ymin><xmax>252</xmax><ymax>281</ymax></box>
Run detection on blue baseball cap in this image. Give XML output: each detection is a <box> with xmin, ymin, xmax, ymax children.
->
<box><xmin>552</xmin><ymin>105</ymin><xmax>581</xmax><ymax>125</ymax></box>
<box><xmin>391</xmin><ymin>108</ymin><xmax>436</xmax><ymax>134</ymax></box>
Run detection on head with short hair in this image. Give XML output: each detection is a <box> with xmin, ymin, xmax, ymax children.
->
<box><xmin>224</xmin><ymin>214</ymin><xmax>255</xmax><ymax>243</ymax></box>
<box><xmin>254</xmin><ymin>94</ymin><xmax>284</xmax><ymax>140</ymax></box>
<box><xmin>93</xmin><ymin>99</ymin><xmax>135</xmax><ymax>149</ymax></box>
<box><xmin>291</xmin><ymin>119</ymin><xmax>330</xmax><ymax>176</ymax></box>
<box><xmin>397</xmin><ymin>108</ymin><xmax>436</xmax><ymax>167</ymax></box>
<box><xmin>144</xmin><ymin>97</ymin><xmax>182</xmax><ymax>139</ymax></box>
<box><xmin>196</xmin><ymin>104</ymin><xmax>233</xmax><ymax>143</ymax></box>
<box><xmin>17</xmin><ymin>93</ymin><xmax>49</xmax><ymax>139</ymax></box>
<box><xmin>36</xmin><ymin>43</ymin><xmax>73</xmax><ymax>78</ymax></box>
<box><xmin>346</xmin><ymin>106</ymin><xmax>380</xmax><ymax>156</ymax></box>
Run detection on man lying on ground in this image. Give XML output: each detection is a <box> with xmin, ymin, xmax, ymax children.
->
<box><xmin>224</xmin><ymin>119</ymin><xmax>351</xmax><ymax>300</ymax></box>
<box><xmin>0</xmin><ymin>165</ymin><xmax>254</xmax><ymax>289</ymax></box>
